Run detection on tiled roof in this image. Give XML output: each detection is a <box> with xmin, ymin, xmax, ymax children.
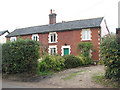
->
<box><xmin>0</xmin><ymin>30</ymin><xmax>9</xmax><ymax>36</ymax></box>
<box><xmin>7</xmin><ymin>17</ymin><xmax>103</xmax><ymax>37</ymax></box>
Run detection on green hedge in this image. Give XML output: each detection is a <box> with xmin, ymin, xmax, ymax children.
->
<box><xmin>2</xmin><ymin>39</ymin><xmax>40</xmax><ymax>75</ymax></box>
<box><xmin>38</xmin><ymin>55</ymin><xmax>65</xmax><ymax>73</ymax></box>
<box><xmin>100</xmin><ymin>34</ymin><xmax>120</xmax><ymax>81</ymax></box>
<box><xmin>63</xmin><ymin>54</ymin><xmax>83</xmax><ymax>68</ymax></box>
<box><xmin>77</xmin><ymin>55</ymin><xmax>94</xmax><ymax>65</ymax></box>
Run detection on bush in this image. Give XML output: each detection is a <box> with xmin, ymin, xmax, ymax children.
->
<box><xmin>2</xmin><ymin>39</ymin><xmax>40</xmax><ymax>75</ymax></box>
<box><xmin>77</xmin><ymin>42</ymin><xmax>94</xmax><ymax>65</ymax></box>
<box><xmin>77</xmin><ymin>55</ymin><xmax>94</xmax><ymax>65</ymax></box>
<box><xmin>63</xmin><ymin>54</ymin><xmax>83</xmax><ymax>68</ymax></box>
<box><xmin>77</xmin><ymin>42</ymin><xmax>93</xmax><ymax>57</ymax></box>
<box><xmin>38</xmin><ymin>55</ymin><xmax>65</xmax><ymax>73</ymax></box>
<box><xmin>100</xmin><ymin>34</ymin><xmax>120</xmax><ymax>81</ymax></box>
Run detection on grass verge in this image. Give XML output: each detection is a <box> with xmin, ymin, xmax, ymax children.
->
<box><xmin>63</xmin><ymin>70</ymin><xmax>85</xmax><ymax>80</ymax></box>
<box><xmin>38</xmin><ymin>71</ymin><xmax>54</xmax><ymax>76</ymax></box>
<box><xmin>93</xmin><ymin>73</ymin><xmax>120</xmax><ymax>88</ymax></box>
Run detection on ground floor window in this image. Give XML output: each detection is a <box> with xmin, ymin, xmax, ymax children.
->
<box><xmin>48</xmin><ymin>45</ymin><xmax>57</xmax><ymax>55</ymax></box>
<box><xmin>50</xmin><ymin>48</ymin><xmax>56</xmax><ymax>55</ymax></box>
<box><xmin>10</xmin><ymin>37</ymin><xmax>16</xmax><ymax>42</ymax></box>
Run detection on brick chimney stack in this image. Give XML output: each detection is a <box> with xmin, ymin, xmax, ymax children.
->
<box><xmin>49</xmin><ymin>9</ymin><xmax>57</xmax><ymax>24</ymax></box>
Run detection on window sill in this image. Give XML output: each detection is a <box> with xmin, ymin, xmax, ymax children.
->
<box><xmin>49</xmin><ymin>41</ymin><xmax>57</xmax><ymax>44</ymax></box>
<box><xmin>81</xmin><ymin>39</ymin><xmax>92</xmax><ymax>41</ymax></box>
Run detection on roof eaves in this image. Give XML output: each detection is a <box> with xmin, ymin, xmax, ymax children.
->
<box><xmin>6</xmin><ymin>26</ymin><xmax>101</xmax><ymax>37</ymax></box>
<box><xmin>0</xmin><ymin>30</ymin><xmax>9</xmax><ymax>36</ymax></box>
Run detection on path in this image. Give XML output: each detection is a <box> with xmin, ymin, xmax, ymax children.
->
<box><xmin>2</xmin><ymin>65</ymin><xmax>107</xmax><ymax>88</ymax></box>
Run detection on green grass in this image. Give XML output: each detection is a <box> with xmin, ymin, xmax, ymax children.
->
<box><xmin>93</xmin><ymin>73</ymin><xmax>120</xmax><ymax>88</ymax></box>
<box><xmin>63</xmin><ymin>70</ymin><xmax>85</xmax><ymax>80</ymax></box>
<box><xmin>38</xmin><ymin>71</ymin><xmax>54</xmax><ymax>76</ymax></box>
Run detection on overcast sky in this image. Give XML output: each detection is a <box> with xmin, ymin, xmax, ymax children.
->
<box><xmin>0</xmin><ymin>0</ymin><xmax>119</xmax><ymax>33</ymax></box>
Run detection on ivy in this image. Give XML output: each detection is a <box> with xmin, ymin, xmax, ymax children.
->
<box><xmin>77</xmin><ymin>42</ymin><xmax>93</xmax><ymax>57</ymax></box>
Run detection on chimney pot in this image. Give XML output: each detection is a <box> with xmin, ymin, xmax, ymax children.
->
<box><xmin>49</xmin><ymin>9</ymin><xmax>57</xmax><ymax>24</ymax></box>
<box><xmin>50</xmin><ymin>9</ymin><xmax>52</xmax><ymax>14</ymax></box>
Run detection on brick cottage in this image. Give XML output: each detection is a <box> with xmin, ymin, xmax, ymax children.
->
<box><xmin>6</xmin><ymin>10</ymin><xmax>109</xmax><ymax>62</ymax></box>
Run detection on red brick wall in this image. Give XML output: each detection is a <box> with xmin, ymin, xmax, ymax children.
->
<box><xmin>91</xmin><ymin>28</ymin><xmax>100</xmax><ymax>61</ymax></box>
<box><xmin>7</xmin><ymin>28</ymin><xmax>100</xmax><ymax>61</ymax></box>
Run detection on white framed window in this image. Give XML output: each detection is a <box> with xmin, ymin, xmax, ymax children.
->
<box><xmin>48</xmin><ymin>32</ymin><xmax>57</xmax><ymax>43</ymax></box>
<box><xmin>10</xmin><ymin>37</ymin><xmax>16</xmax><ymax>42</ymax></box>
<box><xmin>32</xmin><ymin>34</ymin><xmax>39</xmax><ymax>41</ymax></box>
<box><xmin>82</xmin><ymin>29</ymin><xmax>91</xmax><ymax>40</ymax></box>
<box><xmin>48</xmin><ymin>45</ymin><xmax>57</xmax><ymax>55</ymax></box>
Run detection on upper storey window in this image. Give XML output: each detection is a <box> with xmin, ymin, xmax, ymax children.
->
<box><xmin>32</xmin><ymin>34</ymin><xmax>39</xmax><ymax>41</ymax></box>
<box><xmin>49</xmin><ymin>32</ymin><xmax>57</xmax><ymax>43</ymax></box>
<box><xmin>82</xmin><ymin>29</ymin><xmax>91</xmax><ymax>40</ymax></box>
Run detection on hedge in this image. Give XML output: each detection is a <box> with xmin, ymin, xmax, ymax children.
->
<box><xmin>63</xmin><ymin>54</ymin><xmax>83</xmax><ymax>68</ymax></box>
<box><xmin>100</xmin><ymin>34</ymin><xmax>120</xmax><ymax>81</ymax></box>
<box><xmin>38</xmin><ymin>55</ymin><xmax>65</xmax><ymax>73</ymax></box>
<box><xmin>2</xmin><ymin>39</ymin><xmax>40</xmax><ymax>75</ymax></box>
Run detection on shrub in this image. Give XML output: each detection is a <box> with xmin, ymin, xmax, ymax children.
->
<box><xmin>38</xmin><ymin>55</ymin><xmax>65</xmax><ymax>73</ymax></box>
<box><xmin>2</xmin><ymin>39</ymin><xmax>40</xmax><ymax>75</ymax></box>
<box><xmin>63</xmin><ymin>54</ymin><xmax>83</xmax><ymax>68</ymax></box>
<box><xmin>77</xmin><ymin>42</ymin><xmax>93</xmax><ymax>57</ymax></box>
<box><xmin>100</xmin><ymin>34</ymin><xmax>120</xmax><ymax>81</ymax></box>
<box><xmin>77</xmin><ymin>55</ymin><xmax>94</xmax><ymax>65</ymax></box>
<box><xmin>77</xmin><ymin>42</ymin><xmax>94</xmax><ymax>65</ymax></box>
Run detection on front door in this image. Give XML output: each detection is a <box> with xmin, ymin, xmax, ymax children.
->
<box><xmin>64</xmin><ymin>48</ymin><xmax>69</xmax><ymax>55</ymax></box>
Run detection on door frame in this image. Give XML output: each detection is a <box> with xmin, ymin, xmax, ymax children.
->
<box><xmin>61</xmin><ymin>45</ymin><xmax>71</xmax><ymax>56</ymax></box>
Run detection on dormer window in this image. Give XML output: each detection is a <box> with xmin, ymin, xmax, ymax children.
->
<box><xmin>32</xmin><ymin>34</ymin><xmax>39</xmax><ymax>41</ymax></box>
<box><xmin>49</xmin><ymin>32</ymin><xmax>57</xmax><ymax>43</ymax></box>
<box><xmin>10</xmin><ymin>37</ymin><xmax>16</xmax><ymax>42</ymax></box>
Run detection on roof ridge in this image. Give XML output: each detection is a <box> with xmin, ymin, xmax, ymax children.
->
<box><xmin>57</xmin><ymin>17</ymin><xmax>104</xmax><ymax>23</ymax></box>
<box><xmin>16</xmin><ymin>17</ymin><xmax>103</xmax><ymax>30</ymax></box>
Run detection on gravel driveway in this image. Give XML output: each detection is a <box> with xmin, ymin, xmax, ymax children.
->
<box><xmin>3</xmin><ymin>65</ymin><xmax>107</xmax><ymax>88</ymax></box>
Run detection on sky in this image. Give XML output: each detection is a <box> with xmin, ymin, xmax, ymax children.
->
<box><xmin>0</xmin><ymin>0</ymin><xmax>119</xmax><ymax>33</ymax></box>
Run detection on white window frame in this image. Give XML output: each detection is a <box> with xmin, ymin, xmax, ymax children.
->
<box><xmin>61</xmin><ymin>45</ymin><xmax>71</xmax><ymax>56</ymax></box>
<box><xmin>48</xmin><ymin>45</ymin><xmax>57</xmax><ymax>55</ymax></box>
<box><xmin>10</xmin><ymin>37</ymin><xmax>16</xmax><ymax>42</ymax></box>
<box><xmin>32</xmin><ymin>34</ymin><xmax>39</xmax><ymax>41</ymax></box>
<box><xmin>48</xmin><ymin>32</ymin><xmax>58</xmax><ymax>43</ymax></box>
<box><xmin>82</xmin><ymin>29</ymin><xmax>91</xmax><ymax>41</ymax></box>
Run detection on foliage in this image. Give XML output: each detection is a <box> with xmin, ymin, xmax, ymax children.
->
<box><xmin>38</xmin><ymin>55</ymin><xmax>65</xmax><ymax>73</ymax></box>
<box><xmin>63</xmin><ymin>70</ymin><xmax>86</xmax><ymax>80</ymax></box>
<box><xmin>77</xmin><ymin>42</ymin><xmax>93</xmax><ymax>57</ymax></box>
<box><xmin>2</xmin><ymin>39</ymin><xmax>40</xmax><ymax>75</ymax></box>
<box><xmin>100</xmin><ymin>34</ymin><xmax>120</xmax><ymax>81</ymax></box>
<box><xmin>77</xmin><ymin>55</ymin><xmax>94</xmax><ymax>65</ymax></box>
<box><xmin>39</xmin><ymin>42</ymin><xmax>48</xmax><ymax>57</ymax></box>
<box><xmin>93</xmin><ymin>73</ymin><xmax>120</xmax><ymax>88</ymax></box>
<box><xmin>77</xmin><ymin>42</ymin><xmax>94</xmax><ymax>65</ymax></box>
<box><xmin>63</xmin><ymin>54</ymin><xmax>83</xmax><ymax>68</ymax></box>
